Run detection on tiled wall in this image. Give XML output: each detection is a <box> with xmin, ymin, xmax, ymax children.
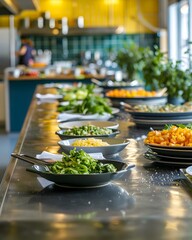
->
<box><xmin>30</xmin><ymin>33</ymin><xmax>159</xmax><ymax>64</ymax></box>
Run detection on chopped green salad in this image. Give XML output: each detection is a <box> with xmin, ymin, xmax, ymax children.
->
<box><xmin>63</xmin><ymin>125</ymin><xmax>113</xmax><ymax>136</ymax></box>
<box><xmin>48</xmin><ymin>149</ymin><xmax>117</xmax><ymax>174</ymax></box>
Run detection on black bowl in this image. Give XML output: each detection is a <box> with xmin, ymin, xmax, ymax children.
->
<box><xmin>26</xmin><ymin>160</ymin><xmax>134</xmax><ymax>188</ymax></box>
<box><xmin>55</xmin><ymin>129</ymin><xmax>120</xmax><ymax>140</ymax></box>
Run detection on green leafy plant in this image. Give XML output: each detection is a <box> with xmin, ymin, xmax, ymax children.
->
<box><xmin>161</xmin><ymin>61</ymin><xmax>192</xmax><ymax>101</ymax></box>
<box><xmin>115</xmin><ymin>42</ymin><xmax>150</xmax><ymax>81</ymax></box>
<box><xmin>142</xmin><ymin>46</ymin><xmax>166</xmax><ymax>90</ymax></box>
<box><xmin>143</xmin><ymin>46</ymin><xmax>192</xmax><ymax>102</ymax></box>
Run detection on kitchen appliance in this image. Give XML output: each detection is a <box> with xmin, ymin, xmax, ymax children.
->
<box><xmin>0</xmin><ymin>26</ymin><xmax>17</xmax><ymax>124</ymax></box>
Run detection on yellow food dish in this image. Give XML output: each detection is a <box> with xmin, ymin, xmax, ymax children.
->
<box><xmin>106</xmin><ymin>89</ymin><xmax>157</xmax><ymax>98</ymax></box>
<box><xmin>144</xmin><ymin>125</ymin><xmax>192</xmax><ymax>147</ymax></box>
<box><xmin>72</xmin><ymin>138</ymin><xmax>109</xmax><ymax>147</ymax></box>
<box><xmin>31</xmin><ymin>62</ymin><xmax>47</xmax><ymax>68</ymax></box>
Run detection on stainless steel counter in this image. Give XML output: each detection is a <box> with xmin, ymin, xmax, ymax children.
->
<box><xmin>0</xmin><ymin>85</ymin><xmax>192</xmax><ymax>240</ymax></box>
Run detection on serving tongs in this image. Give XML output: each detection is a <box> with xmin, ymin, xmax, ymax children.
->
<box><xmin>156</xmin><ymin>88</ymin><xmax>167</xmax><ymax>97</ymax></box>
<box><xmin>91</xmin><ymin>78</ymin><xmax>103</xmax><ymax>86</ymax></box>
<box><xmin>11</xmin><ymin>153</ymin><xmax>55</xmax><ymax>166</ymax></box>
<box><xmin>120</xmin><ymin>102</ymin><xmax>135</xmax><ymax>112</ymax></box>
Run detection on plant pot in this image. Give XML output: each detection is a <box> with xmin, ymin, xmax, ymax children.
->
<box><xmin>167</xmin><ymin>96</ymin><xmax>184</xmax><ymax>105</ymax></box>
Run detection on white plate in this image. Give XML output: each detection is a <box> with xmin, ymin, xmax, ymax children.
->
<box><xmin>58</xmin><ymin>120</ymin><xmax>119</xmax><ymax>130</ymax></box>
<box><xmin>57</xmin><ymin>108</ymin><xmax>119</xmax><ymax>122</ymax></box>
<box><xmin>36</xmin><ymin>93</ymin><xmax>63</xmax><ymax>100</ymax></box>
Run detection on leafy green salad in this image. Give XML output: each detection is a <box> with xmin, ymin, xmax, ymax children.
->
<box><xmin>58</xmin><ymin>94</ymin><xmax>112</xmax><ymax>115</ymax></box>
<box><xmin>58</xmin><ymin>84</ymin><xmax>95</xmax><ymax>101</ymax></box>
<box><xmin>62</xmin><ymin>125</ymin><xmax>113</xmax><ymax>136</ymax></box>
<box><xmin>48</xmin><ymin>149</ymin><xmax>117</xmax><ymax>174</ymax></box>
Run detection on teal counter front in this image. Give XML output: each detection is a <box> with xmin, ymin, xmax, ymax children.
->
<box><xmin>5</xmin><ymin>72</ymin><xmax>104</xmax><ymax>132</ymax></box>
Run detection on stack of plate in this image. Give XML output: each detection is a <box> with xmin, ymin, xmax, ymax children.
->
<box><xmin>107</xmin><ymin>96</ymin><xmax>167</xmax><ymax>107</ymax></box>
<box><xmin>144</xmin><ymin>143</ymin><xmax>192</xmax><ymax>166</ymax></box>
<box><xmin>128</xmin><ymin>111</ymin><xmax>192</xmax><ymax>128</ymax></box>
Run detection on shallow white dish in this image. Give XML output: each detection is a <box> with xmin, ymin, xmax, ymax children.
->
<box><xmin>58</xmin><ymin>138</ymin><xmax>129</xmax><ymax>156</ymax></box>
<box><xmin>57</xmin><ymin>108</ymin><xmax>119</xmax><ymax>122</ymax></box>
<box><xmin>58</xmin><ymin>120</ymin><xmax>119</xmax><ymax>130</ymax></box>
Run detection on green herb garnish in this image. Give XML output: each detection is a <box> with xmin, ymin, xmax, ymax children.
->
<box><xmin>164</xmin><ymin>123</ymin><xmax>192</xmax><ymax>130</ymax></box>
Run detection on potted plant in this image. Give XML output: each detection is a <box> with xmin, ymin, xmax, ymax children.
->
<box><xmin>115</xmin><ymin>42</ymin><xmax>149</xmax><ymax>82</ymax></box>
<box><xmin>161</xmin><ymin>61</ymin><xmax>192</xmax><ymax>104</ymax></box>
<box><xmin>142</xmin><ymin>46</ymin><xmax>165</xmax><ymax>90</ymax></box>
<box><xmin>143</xmin><ymin>47</ymin><xmax>192</xmax><ymax>104</ymax></box>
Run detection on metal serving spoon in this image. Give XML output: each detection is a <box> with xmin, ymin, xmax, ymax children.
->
<box><xmin>33</xmin><ymin>164</ymin><xmax>50</xmax><ymax>172</ymax></box>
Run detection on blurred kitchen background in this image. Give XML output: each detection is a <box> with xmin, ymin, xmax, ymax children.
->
<box><xmin>0</xmin><ymin>0</ymin><xmax>191</xmax><ymax>125</ymax></box>
<box><xmin>0</xmin><ymin>0</ymin><xmax>166</xmax><ymax>71</ymax></box>
<box><xmin>0</xmin><ymin>0</ymin><xmax>168</xmax><ymax>125</ymax></box>
<box><xmin>0</xmin><ymin>0</ymin><xmax>191</xmax><ymax>177</ymax></box>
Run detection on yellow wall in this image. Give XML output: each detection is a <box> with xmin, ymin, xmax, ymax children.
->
<box><xmin>0</xmin><ymin>0</ymin><xmax>159</xmax><ymax>33</ymax></box>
